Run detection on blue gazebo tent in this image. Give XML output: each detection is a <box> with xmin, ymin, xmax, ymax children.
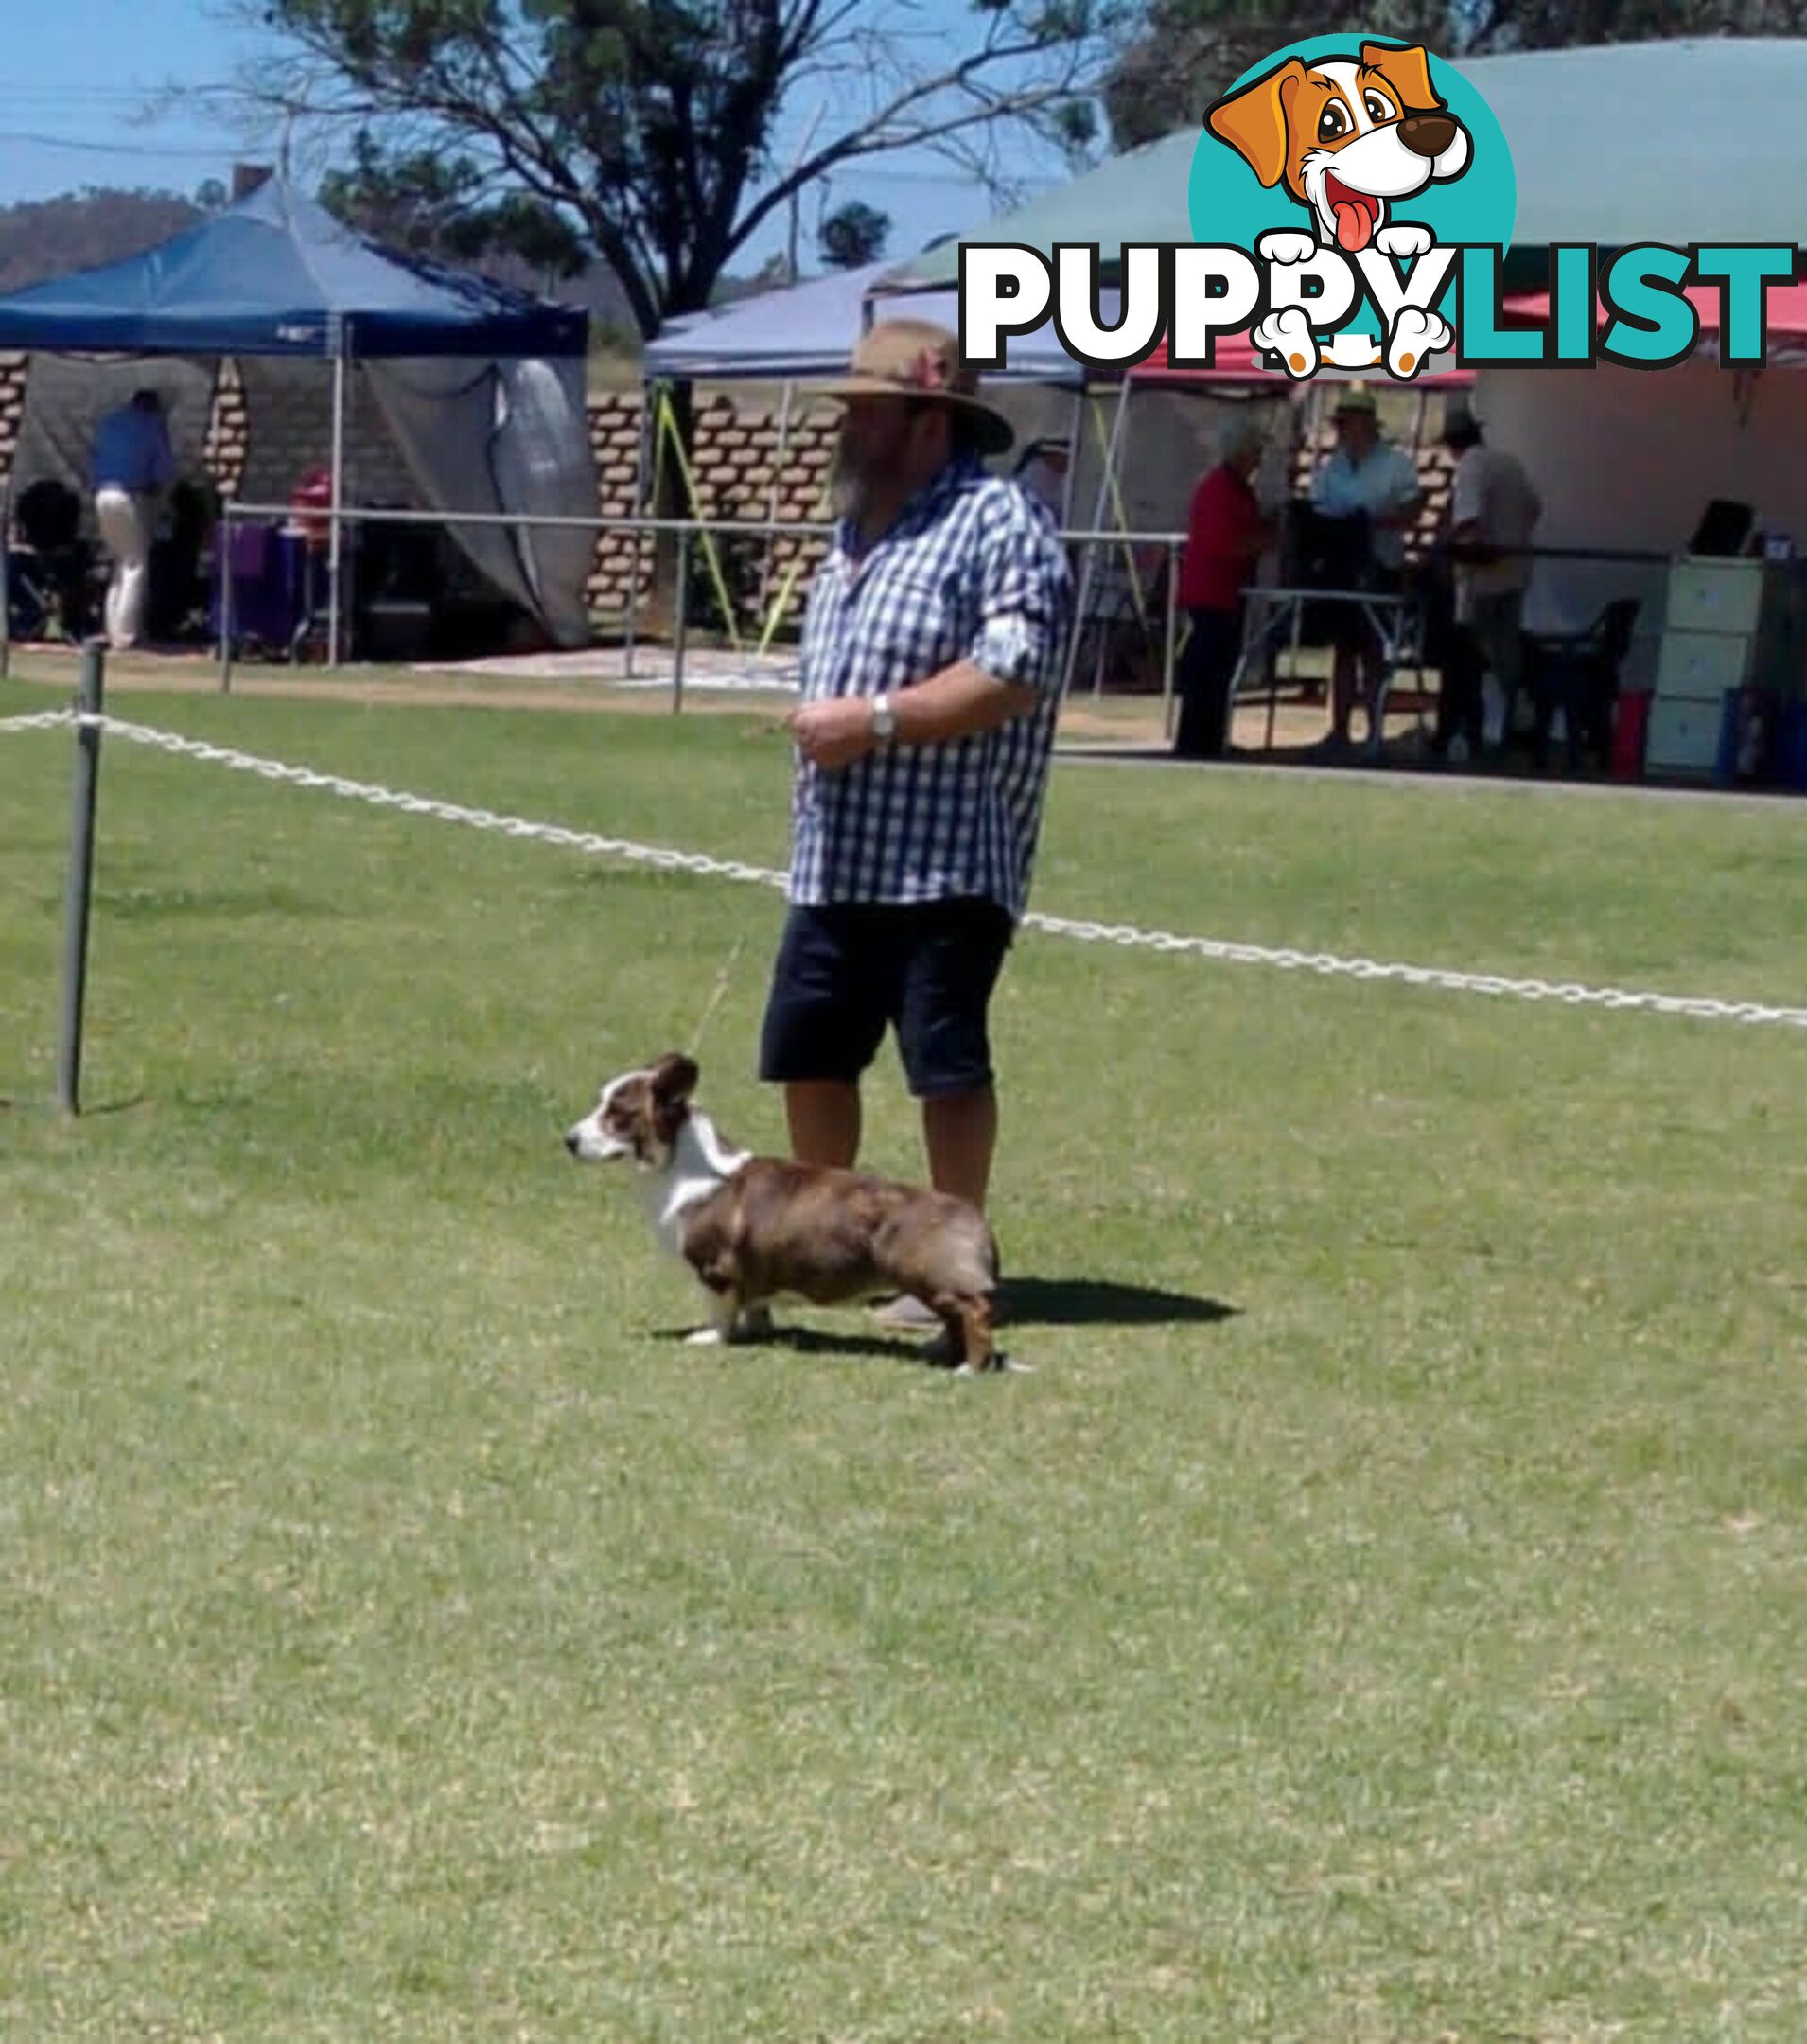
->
<box><xmin>0</xmin><ymin>177</ymin><xmax>594</xmax><ymax>654</ymax></box>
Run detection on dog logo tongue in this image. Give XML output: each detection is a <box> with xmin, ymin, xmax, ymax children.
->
<box><xmin>1330</xmin><ymin>185</ymin><xmax>1377</xmax><ymax>252</ymax></box>
<box><xmin>1335</xmin><ymin>202</ymin><xmax>1371</xmax><ymax>251</ymax></box>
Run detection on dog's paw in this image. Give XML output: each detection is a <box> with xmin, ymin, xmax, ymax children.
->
<box><xmin>1253</xmin><ymin>307</ymin><xmax>1319</xmax><ymax>379</ymax></box>
<box><xmin>1255</xmin><ymin>229</ymin><xmax>1317</xmax><ymax>267</ymax></box>
<box><xmin>1386</xmin><ymin>306</ymin><xmax>1453</xmax><ymax>378</ymax></box>
<box><xmin>684</xmin><ymin>1325</ymin><xmax>728</xmax><ymax>1347</ymax></box>
<box><xmin>1375</xmin><ymin>222</ymin><xmax>1435</xmax><ymax>261</ymax></box>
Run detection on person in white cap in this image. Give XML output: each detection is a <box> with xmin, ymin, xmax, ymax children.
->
<box><xmin>758</xmin><ymin>317</ymin><xmax>1074</xmax><ymax>1342</ymax></box>
<box><xmin>1307</xmin><ymin>384</ymin><xmax>1422</xmax><ymax>753</ymax></box>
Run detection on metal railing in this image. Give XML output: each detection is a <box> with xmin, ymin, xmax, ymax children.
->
<box><xmin>6</xmin><ymin>476</ymin><xmax>1683</xmax><ymax>739</ymax></box>
<box><xmin>209</xmin><ymin>497</ymin><xmax>1193</xmax><ymax>723</ymax></box>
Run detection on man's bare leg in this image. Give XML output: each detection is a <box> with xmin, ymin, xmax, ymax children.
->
<box><xmin>923</xmin><ymin>1085</ymin><xmax>997</xmax><ymax>1214</ymax></box>
<box><xmin>786</xmin><ymin>1079</ymin><xmax>860</xmax><ymax>1168</ymax></box>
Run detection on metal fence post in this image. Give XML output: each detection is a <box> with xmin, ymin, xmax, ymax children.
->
<box><xmin>218</xmin><ymin>501</ymin><xmax>235</xmax><ymax>694</ymax></box>
<box><xmin>56</xmin><ymin>640</ymin><xmax>106</xmax><ymax>1117</ymax></box>
<box><xmin>672</xmin><ymin>525</ymin><xmax>691</xmax><ymax>715</ymax></box>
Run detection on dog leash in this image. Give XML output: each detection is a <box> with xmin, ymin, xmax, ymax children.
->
<box><xmin>687</xmin><ymin>933</ymin><xmax>748</xmax><ymax>1059</ymax></box>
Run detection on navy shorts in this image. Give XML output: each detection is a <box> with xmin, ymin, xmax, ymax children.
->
<box><xmin>759</xmin><ymin>896</ymin><xmax>1016</xmax><ymax>1098</ymax></box>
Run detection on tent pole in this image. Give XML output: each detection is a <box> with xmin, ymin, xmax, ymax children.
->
<box><xmin>327</xmin><ymin>338</ymin><xmax>347</xmax><ymax>668</ymax></box>
<box><xmin>1064</xmin><ymin>377</ymin><xmax>1130</xmax><ymax>702</ymax></box>
<box><xmin>759</xmin><ymin>379</ymin><xmax>794</xmax><ymax>636</ymax></box>
<box><xmin>624</xmin><ymin>384</ymin><xmax>651</xmax><ymax>679</ymax></box>
<box><xmin>1060</xmin><ymin>389</ymin><xmax>1083</xmax><ymax>534</ymax></box>
<box><xmin>0</xmin><ymin>476</ymin><xmax>11</xmax><ymax>678</ymax></box>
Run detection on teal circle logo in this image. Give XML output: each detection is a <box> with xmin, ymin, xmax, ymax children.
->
<box><xmin>1187</xmin><ymin>36</ymin><xmax>1515</xmax><ymax>328</ymax></box>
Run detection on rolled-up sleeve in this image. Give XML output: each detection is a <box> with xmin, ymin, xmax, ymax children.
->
<box><xmin>967</xmin><ymin>491</ymin><xmax>1074</xmax><ymax>693</ymax></box>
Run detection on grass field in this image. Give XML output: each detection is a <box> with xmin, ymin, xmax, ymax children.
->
<box><xmin>4</xmin><ymin>668</ymin><xmax>1807</xmax><ymax>2042</ymax></box>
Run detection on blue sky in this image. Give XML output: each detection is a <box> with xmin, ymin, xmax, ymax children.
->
<box><xmin>0</xmin><ymin>0</ymin><xmax>1082</xmax><ymax>281</ymax></box>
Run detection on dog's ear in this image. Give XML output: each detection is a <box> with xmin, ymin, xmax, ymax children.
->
<box><xmin>1205</xmin><ymin>57</ymin><xmax>1306</xmax><ymax>190</ymax></box>
<box><xmin>649</xmin><ymin>1051</ymin><xmax>699</xmax><ymax>1103</ymax></box>
<box><xmin>1360</xmin><ymin>41</ymin><xmax>1441</xmax><ymax>115</ymax></box>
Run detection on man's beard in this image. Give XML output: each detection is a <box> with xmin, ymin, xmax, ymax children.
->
<box><xmin>829</xmin><ymin>442</ymin><xmax>872</xmax><ymax>520</ymax></box>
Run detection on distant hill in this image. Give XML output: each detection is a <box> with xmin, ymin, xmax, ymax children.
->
<box><xmin>0</xmin><ymin>188</ymin><xmax>205</xmax><ymax>294</ymax></box>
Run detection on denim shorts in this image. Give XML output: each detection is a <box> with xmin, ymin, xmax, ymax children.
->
<box><xmin>758</xmin><ymin>896</ymin><xmax>1016</xmax><ymax>1098</ymax></box>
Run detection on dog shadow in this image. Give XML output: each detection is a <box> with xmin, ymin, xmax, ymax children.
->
<box><xmin>998</xmin><ymin>1276</ymin><xmax>1238</xmax><ymax>1330</ymax></box>
<box><xmin>651</xmin><ymin>1321</ymin><xmax>960</xmax><ymax>1368</ymax></box>
<box><xmin>650</xmin><ymin>1275</ymin><xmax>1237</xmax><ymax>1367</ymax></box>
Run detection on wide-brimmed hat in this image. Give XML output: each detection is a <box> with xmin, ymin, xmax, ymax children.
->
<box><xmin>817</xmin><ymin>318</ymin><xmax>1015</xmax><ymax>455</ymax></box>
<box><xmin>1331</xmin><ymin>384</ymin><xmax>1378</xmax><ymax>417</ymax></box>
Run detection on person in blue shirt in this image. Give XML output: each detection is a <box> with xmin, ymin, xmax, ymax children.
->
<box><xmin>87</xmin><ymin>388</ymin><xmax>176</xmax><ymax>650</ymax></box>
<box><xmin>1307</xmin><ymin>385</ymin><xmax>1423</xmax><ymax>753</ymax></box>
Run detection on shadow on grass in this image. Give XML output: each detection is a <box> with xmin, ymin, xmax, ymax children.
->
<box><xmin>999</xmin><ymin>1275</ymin><xmax>1238</xmax><ymax>1330</ymax></box>
<box><xmin>651</xmin><ymin>1321</ymin><xmax>951</xmax><ymax>1367</ymax></box>
<box><xmin>649</xmin><ymin>1276</ymin><xmax>1237</xmax><ymax>1366</ymax></box>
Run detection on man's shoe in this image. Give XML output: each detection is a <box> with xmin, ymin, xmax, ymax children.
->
<box><xmin>871</xmin><ymin>1292</ymin><xmax>941</xmax><ymax>1330</ymax></box>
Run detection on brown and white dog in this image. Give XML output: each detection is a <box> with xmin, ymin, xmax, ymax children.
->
<box><xmin>1207</xmin><ymin>41</ymin><xmax>1470</xmax><ymax>378</ymax></box>
<box><xmin>563</xmin><ymin>1051</ymin><xmax>1005</xmax><ymax>1372</ymax></box>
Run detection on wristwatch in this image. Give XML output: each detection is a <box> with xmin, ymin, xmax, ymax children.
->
<box><xmin>870</xmin><ymin>692</ymin><xmax>896</xmax><ymax>743</ymax></box>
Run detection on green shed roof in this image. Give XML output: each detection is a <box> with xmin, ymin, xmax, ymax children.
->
<box><xmin>879</xmin><ymin>39</ymin><xmax>1807</xmax><ymax>291</ymax></box>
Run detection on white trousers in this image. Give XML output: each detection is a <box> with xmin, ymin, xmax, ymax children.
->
<box><xmin>94</xmin><ymin>485</ymin><xmax>152</xmax><ymax>649</ymax></box>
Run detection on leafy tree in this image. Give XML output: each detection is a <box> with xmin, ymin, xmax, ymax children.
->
<box><xmin>1103</xmin><ymin>0</ymin><xmax>1807</xmax><ymax>150</ymax></box>
<box><xmin>818</xmin><ymin>199</ymin><xmax>890</xmax><ymax>270</ymax></box>
<box><xmin>237</xmin><ymin>0</ymin><xmax>1120</xmax><ymax>340</ymax></box>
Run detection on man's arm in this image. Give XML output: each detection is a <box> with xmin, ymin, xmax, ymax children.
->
<box><xmin>789</xmin><ymin>491</ymin><xmax>1068</xmax><ymax>769</ymax></box>
<box><xmin>789</xmin><ymin>661</ymin><xmax>1037</xmax><ymax>768</ymax></box>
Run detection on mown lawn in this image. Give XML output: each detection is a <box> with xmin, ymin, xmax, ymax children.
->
<box><xmin>3</xmin><ymin>676</ymin><xmax>1805</xmax><ymax>2041</ymax></box>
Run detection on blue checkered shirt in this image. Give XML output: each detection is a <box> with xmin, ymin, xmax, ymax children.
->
<box><xmin>788</xmin><ymin>453</ymin><xmax>1073</xmax><ymax>921</ymax></box>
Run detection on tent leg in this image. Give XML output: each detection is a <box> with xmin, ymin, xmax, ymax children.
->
<box><xmin>327</xmin><ymin>344</ymin><xmax>347</xmax><ymax>668</ymax></box>
<box><xmin>0</xmin><ymin>477</ymin><xmax>11</xmax><ymax>678</ymax></box>
<box><xmin>758</xmin><ymin>379</ymin><xmax>794</xmax><ymax>641</ymax></box>
<box><xmin>1059</xmin><ymin>391</ymin><xmax>1083</xmax><ymax>533</ymax></box>
<box><xmin>1065</xmin><ymin>379</ymin><xmax>1130</xmax><ymax>703</ymax></box>
<box><xmin>625</xmin><ymin>384</ymin><xmax>652</xmax><ymax>680</ymax></box>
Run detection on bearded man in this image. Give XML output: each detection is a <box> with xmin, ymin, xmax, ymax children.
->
<box><xmin>755</xmin><ymin>318</ymin><xmax>1074</xmax><ymax>1338</ymax></box>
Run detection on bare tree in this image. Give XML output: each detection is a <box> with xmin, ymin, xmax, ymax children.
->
<box><xmin>228</xmin><ymin>0</ymin><xmax>1122</xmax><ymax>339</ymax></box>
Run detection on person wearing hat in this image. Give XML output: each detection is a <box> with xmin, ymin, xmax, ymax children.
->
<box><xmin>759</xmin><ymin>317</ymin><xmax>1074</xmax><ymax>1339</ymax></box>
<box><xmin>1307</xmin><ymin>383</ymin><xmax>1423</xmax><ymax>754</ymax></box>
<box><xmin>1430</xmin><ymin>401</ymin><xmax>1542</xmax><ymax>762</ymax></box>
<box><xmin>1171</xmin><ymin>410</ymin><xmax>1278</xmax><ymax>759</ymax></box>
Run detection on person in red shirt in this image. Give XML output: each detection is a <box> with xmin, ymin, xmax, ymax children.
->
<box><xmin>1172</xmin><ymin>413</ymin><xmax>1276</xmax><ymax>758</ymax></box>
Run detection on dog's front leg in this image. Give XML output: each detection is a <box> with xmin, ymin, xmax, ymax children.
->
<box><xmin>685</xmin><ymin>1281</ymin><xmax>742</xmax><ymax>1347</ymax></box>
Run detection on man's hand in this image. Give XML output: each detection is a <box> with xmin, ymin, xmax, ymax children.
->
<box><xmin>787</xmin><ymin>696</ymin><xmax>876</xmax><ymax>769</ymax></box>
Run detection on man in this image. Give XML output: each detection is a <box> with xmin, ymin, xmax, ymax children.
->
<box><xmin>760</xmin><ymin>317</ymin><xmax>1073</xmax><ymax>1338</ymax></box>
<box><xmin>1172</xmin><ymin>411</ymin><xmax>1276</xmax><ymax>760</ymax></box>
<box><xmin>87</xmin><ymin>388</ymin><xmax>176</xmax><ymax>652</ymax></box>
<box><xmin>1307</xmin><ymin>384</ymin><xmax>1422</xmax><ymax>753</ymax></box>
<box><xmin>1431</xmin><ymin>402</ymin><xmax>1542</xmax><ymax>762</ymax></box>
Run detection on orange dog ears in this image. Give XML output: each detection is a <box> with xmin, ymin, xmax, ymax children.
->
<box><xmin>1360</xmin><ymin>41</ymin><xmax>1443</xmax><ymax>114</ymax></box>
<box><xmin>1205</xmin><ymin>57</ymin><xmax>1307</xmax><ymax>190</ymax></box>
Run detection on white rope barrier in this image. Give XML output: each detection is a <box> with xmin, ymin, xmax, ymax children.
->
<box><xmin>8</xmin><ymin>708</ymin><xmax>1807</xmax><ymax>1031</ymax></box>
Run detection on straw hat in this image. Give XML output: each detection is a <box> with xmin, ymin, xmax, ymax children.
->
<box><xmin>817</xmin><ymin>317</ymin><xmax>1015</xmax><ymax>455</ymax></box>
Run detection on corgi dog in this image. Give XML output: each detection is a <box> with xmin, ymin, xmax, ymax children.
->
<box><xmin>564</xmin><ymin>1051</ymin><xmax>1004</xmax><ymax>1372</ymax></box>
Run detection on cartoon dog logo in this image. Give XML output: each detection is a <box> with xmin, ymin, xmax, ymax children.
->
<box><xmin>1206</xmin><ymin>41</ymin><xmax>1470</xmax><ymax>379</ymax></box>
